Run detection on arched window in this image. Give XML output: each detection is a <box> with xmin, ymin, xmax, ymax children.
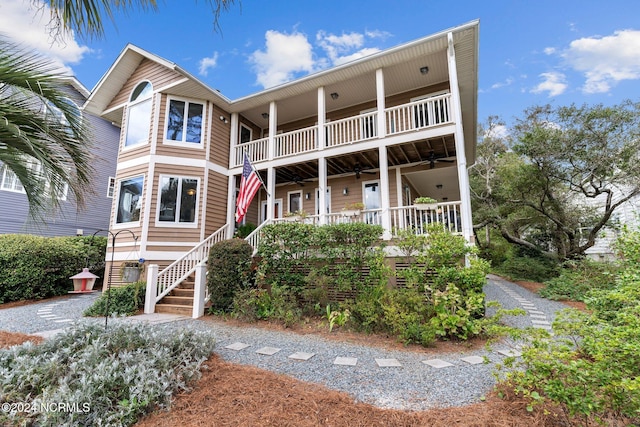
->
<box><xmin>124</xmin><ymin>81</ymin><xmax>153</xmax><ymax>148</ymax></box>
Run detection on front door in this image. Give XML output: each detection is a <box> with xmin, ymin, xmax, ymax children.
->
<box><xmin>261</xmin><ymin>199</ymin><xmax>282</xmax><ymax>222</ymax></box>
<box><xmin>362</xmin><ymin>180</ymin><xmax>380</xmax><ymax>224</ymax></box>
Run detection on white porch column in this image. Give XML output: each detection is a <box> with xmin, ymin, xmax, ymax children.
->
<box><xmin>268</xmin><ymin>101</ymin><xmax>277</xmax><ymax>160</ymax></box>
<box><xmin>317</xmin><ymin>87</ymin><xmax>325</xmax><ymax>150</ymax></box>
<box><xmin>144</xmin><ymin>264</ymin><xmax>159</xmax><ymax>314</ymax></box>
<box><xmin>266</xmin><ymin>166</ymin><xmax>275</xmax><ymax>220</ymax></box>
<box><xmin>191</xmin><ymin>264</ymin><xmax>207</xmax><ymax>318</ymax></box>
<box><xmin>378</xmin><ymin>146</ymin><xmax>392</xmax><ymax>239</ymax></box>
<box><xmin>376</xmin><ymin>69</ymin><xmax>386</xmax><ymax>138</ymax></box>
<box><xmin>229</xmin><ymin>113</ymin><xmax>239</xmax><ymax>167</ymax></box>
<box><xmin>395</xmin><ymin>167</ymin><xmax>404</xmax><ymax>231</ymax></box>
<box><xmin>318</xmin><ymin>156</ymin><xmax>327</xmax><ymax>224</ymax></box>
<box><xmin>447</xmin><ymin>32</ymin><xmax>474</xmax><ymax>245</ymax></box>
<box><xmin>226</xmin><ymin>174</ymin><xmax>236</xmax><ymax>237</ymax></box>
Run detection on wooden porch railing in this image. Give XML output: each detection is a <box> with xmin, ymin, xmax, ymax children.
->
<box><xmin>231</xmin><ymin>94</ymin><xmax>452</xmax><ymax>167</ymax></box>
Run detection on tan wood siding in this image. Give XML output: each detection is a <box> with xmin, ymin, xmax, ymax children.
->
<box><xmin>204</xmin><ymin>170</ymin><xmax>228</xmax><ymax>235</ymax></box>
<box><xmin>107</xmin><ymin>59</ymin><xmax>184</xmax><ymax>111</ymax></box>
<box><xmin>210</xmin><ymin>105</ymin><xmax>231</xmax><ymax>167</ymax></box>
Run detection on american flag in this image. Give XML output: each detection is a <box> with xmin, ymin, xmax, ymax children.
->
<box><xmin>235</xmin><ymin>153</ymin><xmax>261</xmax><ymax>223</ymax></box>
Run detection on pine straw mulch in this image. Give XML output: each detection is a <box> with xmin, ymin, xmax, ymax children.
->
<box><xmin>135</xmin><ymin>353</ymin><xmax>567</xmax><ymax>427</ymax></box>
<box><xmin>0</xmin><ymin>330</ymin><xmax>44</xmax><ymax>349</ymax></box>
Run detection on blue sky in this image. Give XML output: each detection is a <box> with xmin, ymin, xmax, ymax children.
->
<box><xmin>3</xmin><ymin>0</ymin><xmax>640</xmax><ymax>127</ymax></box>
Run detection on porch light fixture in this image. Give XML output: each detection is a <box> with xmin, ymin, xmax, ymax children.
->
<box><xmin>261</xmin><ymin>112</ymin><xmax>269</xmax><ymax>119</ymax></box>
<box><xmin>436</xmin><ymin>184</ymin><xmax>443</xmax><ymax>189</ymax></box>
<box><xmin>343</xmin><ymin>187</ymin><xmax>348</xmax><ymax>195</ymax></box>
<box><xmin>420</xmin><ymin>66</ymin><xmax>429</xmax><ymax>75</ymax></box>
<box><xmin>330</xmin><ymin>92</ymin><xmax>339</xmax><ymax>100</ymax></box>
<box><xmin>305</xmin><ymin>192</ymin><xmax>310</xmax><ymax>200</ymax></box>
<box><xmin>219</xmin><ymin>115</ymin><xmax>228</xmax><ymax>123</ymax></box>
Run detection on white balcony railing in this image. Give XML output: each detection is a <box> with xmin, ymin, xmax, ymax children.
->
<box><xmin>233</xmin><ymin>137</ymin><xmax>269</xmax><ymax>167</ymax></box>
<box><xmin>385</xmin><ymin>94</ymin><xmax>451</xmax><ymax>135</ymax></box>
<box><xmin>326</xmin><ymin>111</ymin><xmax>378</xmax><ymax>148</ymax></box>
<box><xmin>275</xmin><ymin>127</ymin><xmax>317</xmax><ymax>158</ymax></box>
<box><xmin>390</xmin><ymin>202</ymin><xmax>462</xmax><ymax>236</ymax></box>
<box><xmin>230</xmin><ymin>95</ymin><xmax>452</xmax><ymax>167</ymax></box>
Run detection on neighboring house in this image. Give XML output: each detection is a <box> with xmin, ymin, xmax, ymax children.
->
<box><xmin>583</xmin><ymin>193</ymin><xmax>640</xmax><ymax>260</ymax></box>
<box><xmin>0</xmin><ymin>77</ymin><xmax>120</xmax><ymax>237</ymax></box>
<box><xmin>83</xmin><ymin>20</ymin><xmax>479</xmax><ymax>317</ymax></box>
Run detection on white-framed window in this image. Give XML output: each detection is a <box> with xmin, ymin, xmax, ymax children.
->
<box><xmin>288</xmin><ymin>190</ymin><xmax>302</xmax><ymax>213</ymax></box>
<box><xmin>115</xmin><ymin>175</ymin><xmax>144</xmax><ymax>224</ymax></box>
<box><xmin>107</xmin><ymin>177</ymin><xmax>116</xmax><ymax>198</ymax></box>
<box><xmin>261</xmin><ymin>199</ymin><xmax>283</xmax><ymax>222</ymax></box>
<box><xmin>124</xmin><ymin>81</ymin><xmax>153</xmax><ymax>148</ymax></box>
<box><xmin>239</xmin><ymin>124</ymin><xmax>252</xmax><ymax>144</ymax></box>
<box><xmin>164</xmin><ymin>97</ymin><xmax>204</xmax><ymax>146</ymax></box>
<box><xmin>156</xmin><ymin>175</ymin><xmax>199</xmax><ymax>226</ymax></box>
<box><xmin>0</xmin><ymin>161</ymin><xmax>68</xmax><ymax>200</ymax></box>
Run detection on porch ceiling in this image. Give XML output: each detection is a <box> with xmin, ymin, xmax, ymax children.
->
<box><xmin>269</xmin><ymin>135</ymin><xmax>457</xmax><ymax>189</ymax></box>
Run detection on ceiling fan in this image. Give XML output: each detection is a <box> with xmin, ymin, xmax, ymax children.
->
<box><xmin>425</xmin><ymin>151</ymin><xmax>455</xmax><ymax>169</ymax></box>
<box><xmin>289</xmin><ymin>174</ymin><xmax>311</xmax><ymax>186</ymax></box>
<box><xmin>352</xmin><ymin>163</ymin><xmax>376</xmax><ymax>179</ymax></box>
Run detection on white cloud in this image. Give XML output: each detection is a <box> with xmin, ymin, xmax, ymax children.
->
<box><xmin>562</xmin><ymin>29</ymin><xmax>640</xmax><ymax>94</ymax></box>
<box><xmin>198</xmin><ymin>52</ymin><xmax>219</xmax><ymax>76</ymax></box>
<box><xmin>484</xmin><ymin>124</ymin><xmax>509</xmax><ymax>140</ymax></box>
<box><xmin>249</xmin><ymin>30</ymin><xmax>314</xmax><ymax>88</ymax></box>
<box><xmin>532</xmin><ymin>72</ymin><xmax>568</xmax><ymax>97</ymax></box>
<box><xmin>0</xmin><ymin>0</ymin><xmax>89</xmax><ymax>75</ymax></box>
<box><xmin>490</xmin><ymin>77</ymin><xmax>514</xmax><ymax>90</ymax></box>
<box><xmin>317</xmin><ymin>30</ymin><xmax>381</xmax><ymax>66</ymax></box>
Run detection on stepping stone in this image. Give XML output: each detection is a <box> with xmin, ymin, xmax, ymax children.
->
<box><xmin>40</xmin><ymin>314</ymin><xmax>59</xmax><ymax>318</ymax></box>
<box><xmin>527</xmin><ymin>310</ymin><xmax>545</xmax><ymax>315</ymax></box>
<box><xmin>533</xmin><ymin>324</ymin><xmax>553</xmax><ymax>330</ymax></box>
<box><xmin>53</xmin><ymin>319</ymin><xmax>73</xmax><ymax>323</ymax></box>
<box><xmin>497</xmin><ymin>349</ymin><xmax>521</xmax><ymax>357</ymax></box>
<box><xmin>334</xmin><ymin>357</ymin><xmax>358</xmax><ymax>366</ymax></box>
<box><xmin>289</xmin><ymin>352</ymin><xmax>315</xmax><ymax>361</ymax></box>
<box><xmin>531</xmin><ymin>319</ymin><xmax>550</xmax><ymax>325</ymax></box>
<box><xmin>256</xmin><ymin>346</ymin><xmax>281</xmax><ymax>356</ymax></box>
<box><xmin>225</xmin><ymin>342</ymin><xmax>251</xmax><ymax>351</ymax></box>
<box><xmin>460</xmin><ymin>355</ymin><xmax>484</xmax><ymax>365</ymax></box>
<box><xmin>529</xmin><ymin>314</ymin><xmax>547</xmax><ymax>319</ymax></box>
<box><xmin>422</xmin><ymin>359</ymin><xmax>454</xmax><ymax>368</ymax></box>
<box><xmin>376</xmin><ymin>358</ymin><xmax>402</xmax><ymax>367</ymax></box>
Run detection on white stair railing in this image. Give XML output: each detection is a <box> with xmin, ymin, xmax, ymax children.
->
<box><xmin>154</xmin><ymin>224</ymin><xmax>230</xmax><ymax>303</ymax></box>
<box><xmin>244</xmin><ymin>219</ymin><xmax>272</xmax><ymax>256</ymax></box>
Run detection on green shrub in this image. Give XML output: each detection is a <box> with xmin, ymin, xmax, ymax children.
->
<box><xmin>494</xmin><ymin>254</ymin><xmax>560</xmax><ymax>283</ymax></box>
<box><xmin>539</xmin><ymin>259</ymin><xmax>619</xmax><ymax>302</ymax></box>
<box><xmin>504</xmin><ymin>226</ymin><xmax>640</xmax><ymax>423</ymax></box>
<box><xmin>83</xmin><ymin>281</ymin><xmax>146</xmax><ymax>317</ymax></box>
<box><xmin>0</xmin><ymin>323</ymin><xmax>215</xmax><ymax>427</ymax></box>
<box><xmin>207</xmin><ymin>238</ymin><xmax>254</xmax><ymax>313</ymax></box>
<box><xmin>0</xmin><ymin>235</ymin><xmax>107</xmax><ymax>303</ymax></box>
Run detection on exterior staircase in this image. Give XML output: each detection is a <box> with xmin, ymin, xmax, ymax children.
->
<box><xmin>154</xmin><ymin>274</ymin><xmax>195</xmax><ymax>316</ymax></box>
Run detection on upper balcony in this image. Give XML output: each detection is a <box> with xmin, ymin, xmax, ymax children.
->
<box><xmin>231</xmin><ymin>93</ymin><xmax>453</xmax><ymax>168</ymax></box>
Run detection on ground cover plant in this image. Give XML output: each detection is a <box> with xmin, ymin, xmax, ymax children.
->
<box><xmin>0</xmin><ymin>323</ymin><xmax>216</xmax><ymax>426</ymax></box>
<box><xmin>500</xmin><ymin>225</ymin><xmax>640</xmax><ymax>425</ymax></box>
<box><xmin>83</xmin><ymin>281</ymin><xmax>146</xmax><ymax>317</ymax></box>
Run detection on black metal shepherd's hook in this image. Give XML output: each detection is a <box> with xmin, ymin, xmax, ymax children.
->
<box><xmin>90</xmin><ymin>229</ymin><xmax>138</xmax><ymax>330</ymax></box>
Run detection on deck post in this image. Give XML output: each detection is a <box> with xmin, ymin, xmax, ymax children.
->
<box><xmin>192</xmin><ymin>264</ymin><xmax>207</xmax><ymax>318</ymax></box>
<box><xmin>144</xmin><ymin>264</ymin><xmax>159</xmax><ymax>314</ymax></box>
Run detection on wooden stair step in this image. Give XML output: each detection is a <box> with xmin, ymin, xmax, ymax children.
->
<box><xmin>178</xmin><ymin>281</ymin><xmax>195</xmax><ymax>290</ymax></box>
<box><xmin>160</xmin><ymin>295</ymin><xmax>193</xmax><ymax>306</ymax></box>
<box><xmin>171</xmin><ymin>288</ymin><xmax>194</xmax><ymax>297</ymax></box>
<box><xmin>155</xmin><ymin>304</ymin><xmax>192</xmax><ymax>316</ymax></box>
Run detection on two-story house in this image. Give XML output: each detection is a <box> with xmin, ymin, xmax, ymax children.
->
<box><xmin>0</xmin><ymin>77</ymin><xmax>120</xmax><ymax>237</ymax></box>
<box><xmin>84</xmin><ymin>20</ymin><xmax>479</xmax><ymax>317</ymax></box>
